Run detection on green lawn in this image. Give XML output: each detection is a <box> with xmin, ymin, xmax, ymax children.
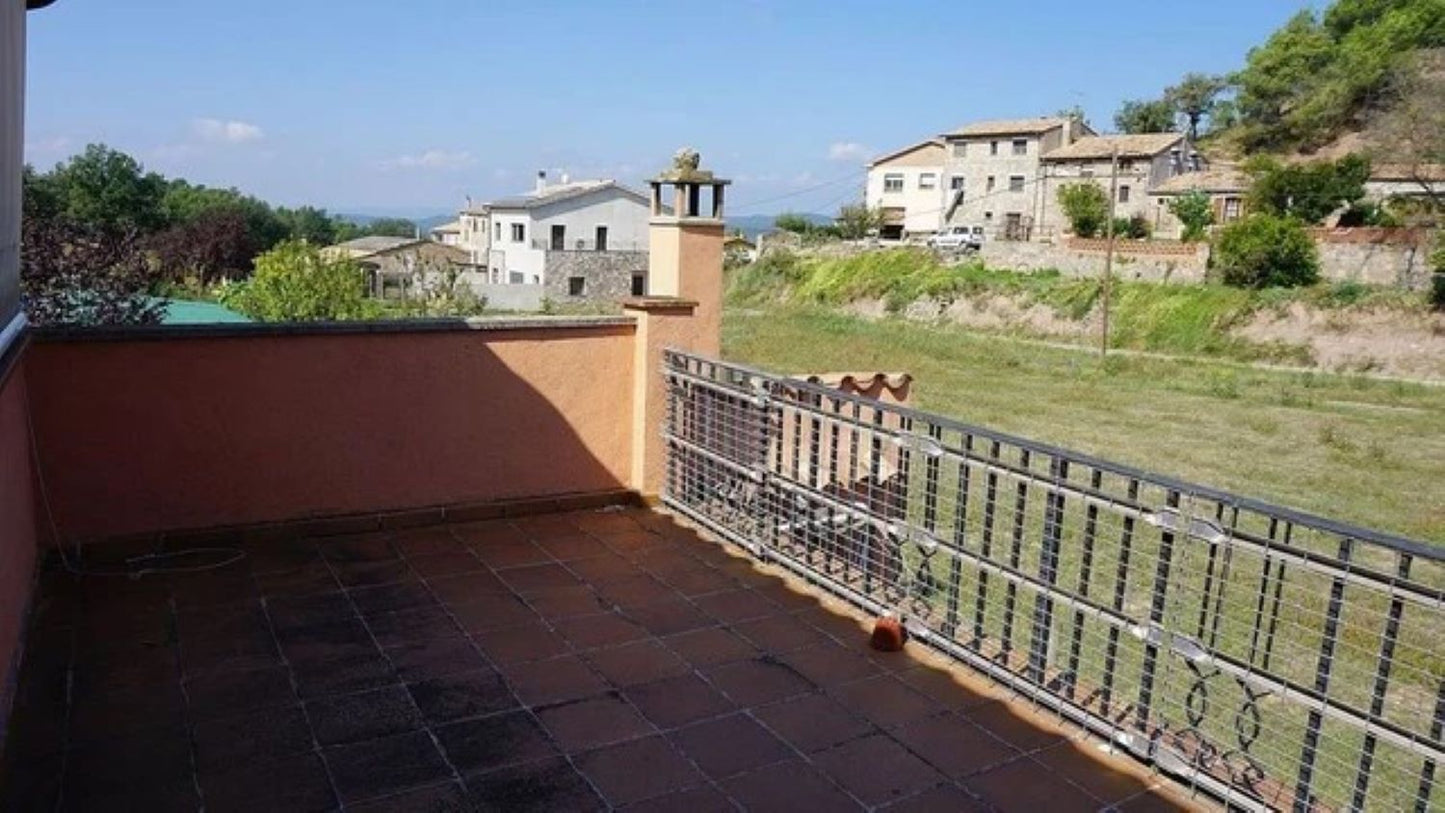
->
<box><xmin>723</xmin><ymin>307</ymin><xmax>1445</xmax><ymax>546</ymax></box>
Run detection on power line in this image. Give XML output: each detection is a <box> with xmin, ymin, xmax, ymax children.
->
<box><xmin>729</xmin><ymin>170</ymin><xmax>866</xmax><ymax>214</ymax></box>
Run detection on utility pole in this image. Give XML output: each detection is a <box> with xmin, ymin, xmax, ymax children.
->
<box><xmin>1101</xmin><ymin>145</ymin><xmax>1119</xmax><ymax>358</ymax></box>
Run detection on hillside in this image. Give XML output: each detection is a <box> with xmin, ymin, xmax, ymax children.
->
<box><xmin>1220</xmin><ymin>0</ymin><xmax>1444</xmax><ymax>153</ymax></box>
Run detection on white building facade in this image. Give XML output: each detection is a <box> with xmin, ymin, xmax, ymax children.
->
<box><xmin>478</xmin><ymin>177</ymin><xmax>650</xmax><ymax>286</ymax></box>
<box><xmin>940</xmin><ymin>118</ymin><xmax>1090</xmax><ymax>239</ymax></box>
<box><xmin>863</xmin><ymin>139</ymin><xmax>948</xmax><ymax>240</ymax></box>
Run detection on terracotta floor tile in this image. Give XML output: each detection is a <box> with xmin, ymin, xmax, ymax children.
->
<box><xmin>333</xmin><ymin>560</ymin><xmax>415</xmax><ymax>588</ymax></box>
<box><xmin>324</xmin><ymin>730</ymin><xmax>454</xmax><ymax>804</ymax></box>
<box><xmin>565</xmin><ymin>551</ymin><xmax>643</xmax><ymax>584</ymax></box>
<box><xmin>616</xmin><ymin>783</ymin><xmax>734</xmax><ymax>813</ymax></box>
<box><xmin>472</xmin><ymin>539</ymin><xmax>553</xmax><ymax>570</ymax></box>
<box><xmin>265</xmin><ymin>591</ymin><xmax>354</xmax><ymax>630</ymax></box>
<box><xmin>391</xmin><ymin>528</ymin><xmax>465</xmax><ymax>558</ymax></box>
<box><xmin>406</xmin><ymin>550</ymin><xmax>484</xmax><ymax>578</ymax></box>
<box><xmin>435</xmin><ymin>710</ymin><xmax>558</xmax><ymax>776</ymax></box>
<box><xmin>349</xmin><ymin>780</ymin><xmax>472</xmax><ymax>813</ymax></box>
<box><xmin>192</xmin><ymin>704</ymin><xmax>314</xmax><ymax>773</ymax></box>
<box><xmin>554</xmin><ymin>612</ymin><xmax>649</xmax><ymax>650</ymax></box>
<box><xmin>780</xmin><ymin>643</ymin><xmax>884</xmax><ymax>688</ymax></box>
<box><xmin>526</xmin><ymin>585</ymin><xmax>608</xmax><ymax>620</ymax></box>
<box><xmin>384</xmin><ymin>636</ymin><xmax>489</xmax><ymax>682</ymax></box>
<box><xmin>703</xmin><ymin>656</ymin><xmax>815</xmax><ymax>706</ymax></box>
<box><xmin>447</xmin><ymin>592</ymin><xmax>537</xmax><ymax>633</ymax></box>
<box><xmin>752</xmin><ymin>692</ymin><xmax>874</xmax><ymax>753</ymax></box>
<box><xmin>466</xmin><ymin>755</ymin><xmax>606</xmax><ymax>811</ymax></box>
<box><xmin>470</xmin><ymin>620</ymin><xmax>570</xmax><ymax>665</ymax></box>
<box><xmin>891</xmin><ymin>712</ymin><xmax>1021</xmax><ymax>778</ymax></box>
<box><xmin>879</xmin><ymin>782</ymin><xmax>988</xmax><ymax>812</ymax></box>
<box><xmin>962</xmin><ymin>755</ymin><xmax>1099</xmax><ymax>813</ymax></box>
<box><xmin>498</xmin><ymin>562</ymin><xmax>582</xmax><ymax>594</ymax></box>
<box><xmin>670</xmin><ymin>712</ymin><xmax>794</xmax><ymax>780</ymax></box>
<box><xmin>452</xmin><ymin>521</ymin><xmax>529</xmax><ymax>548</ymax></box>
<box><xmin>319</xmin><ymin>535</ymin><xmax>398</xmax><ymax>564</ymax></box>
<box><xmin>407</xmin><ymin>669</ymin><xmax>517</xmax><ymax>724</ymax></box>
<box><xmin>306</xmin><ymin>684</ymin><xmax>424</xmax><ymax>746</ymax></box>
<box><xmin>665</xmin><ymin>627</ymin><xmax>759</xmax><ymax>667</ymax></box>
<box><xmin>597</xmin><ymin>574</ymin><xmax>678</xmax><ymax>609</ymax></box>
<box><xmin>199</xmin><ymin>751</ymin><xmax>337</xmax><ymax>813</ymax></box>
<box><xmin>351</xmin><ymin>580</ymin><xmax>438</xmax><ymax>617</ymax></box>
<box><xmin>623</xmin><ymin>597</ymin><xmax>714</xmax><ymax>636</ymax></box>
<box><xmin>812</xmin><ymin>733</ymin><xmax>946</xmax><ymax>806</ymax></box>
<box><xmin>184</xmin><ymin>664</ymin><xmax>296</xmax><ymax>719</ymax></box>
<box><xmin>585</xmin><ymin>640</ymin><xmax>690</xmax><ymax>687</ymax></box>
<box><xmin>537</xmin><ymin>692</ymin><xmax>653</xmax><ymax>753</ymax></box>
<box><xmin>1031</xmin><ymin>739</ymin><xmax>1161</xmax><ymax>805</ymax></box>
<box><xmin>426</xmin><ymin>571</ymin><xmax>510</xmax><ymax>606</ymax></box>
<box><xmin>367</xmin><ymin>604</ymin><xmax>462</xmax><ymax>647</ymax></box>
<box><xmin>503</xmin><ymin>654</ymin><xmax>610</xmax><ymax>707</ymax></box>
<box><xmin>694</xmin><ymin>588</ymin><xmax>776</xmax><ymax>624</ymax></box>
<box><xmin>291</xmin><ymin>650</ymin><xmax>398</xmax><ymax>699</ymax></box>
<box><xmin>897</xmin><ymin>664</ymin><xmax>997</xmax><ymax>711</ymax></box>
<box><xmin>964</xmin><ymin>700</ymin><xmax>1069</xmax><ymax>753</ymax></box>
<box><xmin>624</xmin><ymin>673</ymin><xmax>735</xmax><ymax>729</ymax></box>
<box><xmin>659</xmin><ymin>567</ymin><xmax>736</xmax><ymax>597</ymax></box>
<box><xmin>534</xmin><ymin>533</ymin><xmax>609</xmax><ymax>562</ymax></box>
<box><xmin>574</xmin><ymin>734</ymin><xmax>704</xmax><ymax>806</ymax></box>
<box><xmin>827</xmin><ymin>674</ymin><xmax>943</xmax><ymax>729</ymax></box>
<box><xmin>721</xmin><ymin>759</ymin><xmax>863</xmax><ymax>811</ymax></box>
<box><xmin>733</xmin><ymin>614</ymin><xmax>831</xmax><ymax>653</ymax></box>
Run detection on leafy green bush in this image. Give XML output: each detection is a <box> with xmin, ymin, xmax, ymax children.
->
<box><xmin>1212</xmin><ymin>215</ymin><xmax>1321</xmax><ymax>288</ymax></box>
<box><xmin>774</xmin><ymin>213</ymin><xmax>815</xmax><ymax>234</ymax></box>
<box><xmin>1110</xmin><ymin>215</ymin><xmax>1152</xmax><ymax>240</ymax></box>
<box><xmin>1057</xmin><ymin>183</ymin><xmax>1110</xmax><ymax>238</ymax></box>
<box><xmin>1169</xmin><ymin>190</ymin><xmax>1216</xmax><ymax>242</ymax></box>
<box><xmin>218</xmin><ymin>239</ymin><xmax>378</xmax><ymax>321</ymax></box>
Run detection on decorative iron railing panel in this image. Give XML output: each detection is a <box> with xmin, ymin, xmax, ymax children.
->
<box><xmin>660</xmin><ymin>350</ymin><xmax>1445</xmax><ymax>813</ymax></box>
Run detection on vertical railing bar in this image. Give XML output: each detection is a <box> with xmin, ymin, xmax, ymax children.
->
<box><xmin>1415</xmin><ymin>679</ymin><xmax>1445</xmax><ymax>813</ymax></box>
<box><xmin>944</xmin><ymin>433</ymin><xmax>973</xmax><ymax>638</ymax></box>
<box><xmin>1066</xmin><ymin>467</ymin><xmax>1103</xmax><ymax>697</ymax></box>
<box><xmin>922</xmin><ymin>423</ymin><xmax>942</xmax><ymax>534</ymax></box>
<box><xmin>972</xmin><ymin>439</ymin><xmax>1002</xmax><ymax>651</ymax></box>
<box><xmin>1352</xmin><ymin>552</ymin><xmax>1412</xmax><ymax>812</ymax></box>
<box><xmin>1206</xmin><ymin>504</ymin><xmax>1238</xmax><ymax>650</ymax></box>
<box><xmin>1000</xmin><ymin>448</ymin><xmax>1032</xmax><ymax>661</ymax></box>
<box><xmin>1294</xmin><ymin>535</ymin><xmax>1353</xmax><ymax>813</ymax></box>
<box><xmin>1136</xmin><ymin>488</ymin><xmax>1181</xmax><ymax>733</ymax></box>
<box><xmin>1028</xmin><ymin>455</ymin><xmax>1067</xmax><ymax>684</ymax></box>
<box><xmin>1194</xmin><ymin>504</ymin><xmax>1225</xmax><ymax>642</ymax></box>
<box><xmin>1101</xmin><ymin>477</ymin><xmax>1140</xmax><ymax>714</ymax></box>
<box><xmin>1261</xmin><ymin>522</ymin><xmax>1293</xmax><ymax>674</ymax></box>
<box><xmin>1247</xmin><ymin>518</ymin><xmax>1280</xmax><ymax>667</ymax></box>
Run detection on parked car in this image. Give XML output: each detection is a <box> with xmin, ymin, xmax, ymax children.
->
<box><xmin>925</xmin><ymin>226</ymin><xmax>983</xmax><ymax>251</ymax></box>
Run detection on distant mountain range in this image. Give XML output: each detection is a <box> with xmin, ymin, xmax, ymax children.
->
<box><xmin>726</xmin><ymin>213</ymin><xmax>831</xmax><ymax>240</ymax></box>
<box><xmin>335</xmin><ymin>212</ymin><xmax>456</xmax><ymax>234</ymax></box>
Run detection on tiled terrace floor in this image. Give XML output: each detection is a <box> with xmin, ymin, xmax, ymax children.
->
<box><xmin>1</xmin><ymin>507</ymin><xmax>1206</xmax><ymax>812</ymax></box>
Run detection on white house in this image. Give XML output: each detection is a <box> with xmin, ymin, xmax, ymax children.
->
<box><xmin>429</xmin><ymin>219</ymin><xmax>462</xmax><ymax>247</ymax></box>
<box><xmin>482</xmin><ymin>173</ymin><xmax>650</xmax><ymax>285</ymax></box>
<box><xmin>864</xmin><ymin>139</ymin><xmax>948</xmax><ymax>240</ymax></box>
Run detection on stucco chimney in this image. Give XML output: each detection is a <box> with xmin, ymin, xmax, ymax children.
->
<box><xmin>535</xmin><ymin>170</ymin><xmax>546</xmax><ymax>193</ymax></box>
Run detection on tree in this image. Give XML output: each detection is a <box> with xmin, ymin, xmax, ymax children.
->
<box><xmin>774</xmin><ymin>213</ymin><xmax>816</xmax><ymax>235</ymax></box>
<box><xmin>1368</xmin><ymin>48</ymin><xmax>1445</xmax><ymax>213</ymax></box>
<box><xmin>277</xmin><ymin>206</ymin><xmax>339</xmax><ymax>246</ymax></box>
<box><xmin>1245</xmin><ymin>154</ymin><xmax>1371</xmax><ymax>224</ymax></box>
<box><xmin>1114</xmin><ymin>99</ymin><xmax>1177</xmax><ymax>134</ymax></box>
<box><xmin>1169</xmin><ymin>190</ymin><xmax>1216</xmax><ymax>242</ymax></box>
<box><xmin>148</xmin><ymin>209</ymin><xmax>258</xmax><ymax>284</ymax></box>
<box><xmin>1055</xmin><ymin>105</ymin><xmax>1091</xmax><ymax>129</ymax></box>
<box><xmin>363</xmin><ymin>218</ymin><xmax>420</xmax><ymax>239</ymax></box>
<box><xmin>20</xmin><ymin>216</ymin><xmax>165</xmax><ymax>326</ymax></box>
<box><xmin>1057</xmin><ymin>183</ymin><xmax>1110</xmax><ymax>238</ymax></box>
<box><xmin>218</xmin><ymin>240</ymin><xmax>377</xmax><ymax>321</ymax></box>
<box><xmin>834</xmin><ymin>203</ymin><xmax>884</xmax><ymax>239</ymax></box>
<box><xmin>161</xmin><ymin>180</ymin><xmax>290</xmax><ymax>250</ymax></box>
<box><xmin>45</xmin><ymin>144</ymin><xmax>169</xmax><ymax>234</ymax></box>
<box><xmin>1213</xmin><ymin>214</ymin><xmax>1320</xmax><ymax>288</ymax></box>
<box><xmin>1165</xmin><ymin>73</ymin><xmax>1227</xmax><ymax>140</ymax></box>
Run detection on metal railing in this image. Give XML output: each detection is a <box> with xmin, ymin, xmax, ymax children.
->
<box><xmin>661</xmin><ymin>350</ymin><xmax>1445</xmax><ymax>813</ymax></box>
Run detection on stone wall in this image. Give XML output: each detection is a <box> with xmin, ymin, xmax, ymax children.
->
<box><xmin>978</xmin><ymin>239</ymin><xmax>1208</xmax><ymax>283</ymax></box>
<box><xmin>1316</xmin><ymin>241</ymin><xmax>1428</xmax><ymax>288</ymax></box>
<box><xmin>544</xmin><ymin>250</ymin><xmax>649</xmax><ymax>304</ymax></box>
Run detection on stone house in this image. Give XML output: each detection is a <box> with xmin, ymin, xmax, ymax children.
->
<box><xmin>863</xmin><ymin>138</ymin><xmax>947</xmax><ymax>240</ymax></box>
<box><xmin>324</xmin><ymin>236</ymin><xmax>470</xmax><ymax>299</ymax></box>
<box><xmin>428</xmin><ymin>219</ymin><xmax>462</xmax><ymax>247</ymax></box>
<box><xmin>1147</xmin><ymin>165</ymin><xmax>1249</xmax><ymax>239</ymax></box>
<box><xmin>1039</xmin><ymin>133</ymin><xmax>1200</xmax><ymax>238</ymax></box>
<box><xmin>940</xmin><ymin>117</ymin><xmax>1093</xmax><ymax>239</ymax></box>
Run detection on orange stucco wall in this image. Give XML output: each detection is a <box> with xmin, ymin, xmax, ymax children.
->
<box><xmin>23</xmin><ymin>324</ymin><xmax>637</xmax><ymax>542</ymax></box>
<box><xmin>0</xmin><ymin>355</ymin><xmax>38</xmax><ymax>726</ymax></box>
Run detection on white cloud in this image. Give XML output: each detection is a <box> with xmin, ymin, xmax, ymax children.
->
<box><xmin>25</xmin><ymin>135</ymin><xmax>73</xmax><ymax>157</ymax></box>
<box><xmin>193</xmin><ymin>118</ymin><xmax>265</xmax><ymax>144</ymax></box>
<box><xmin>386</xmin><ymin>149</ymin><xmax>477</xmax><ymax>171</ymax></box>
<box><xmin>827</xmin><ymin>142</ymin><xmax>871</xmax><ymax>162</ymax></box>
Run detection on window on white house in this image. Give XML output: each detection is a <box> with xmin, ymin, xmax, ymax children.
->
<box><xmin>1224</xmin><ymin>197</ymin><xmax>1241</xmax><ymax>220</ymax></box>
<box><xmin>952</xmin><ymin>143</ymin><xmax>967</xmax><ymax>158</ymax></box>
<box><xmin>919</xmin><ymin>173</ymin><xmax>937</xmax><ymax>190</ymax></box>
<box><xmin>986</xmin><ymin>176</ymin><xmax>996</xmax><ymax>192</ymax></box>
<box><xmin>494</xmin><ymin>222</ymin><xmax>502</xmax><ymax>240</ymax></box>
<box><xmin>883</xmin><ymin>174</ymin><xmax>904</xmax><ymax>193</ymax></box>
<box><xmin>511</xmin><ymin>223</ymin><xmax>525</xmax><ymax>243</ymax></box>
<box><xmin>568</xmin><ymin>277</ymin><xmax>585</xmax><ymax>296</ymax></box>
<box><xmin>1080</xmin><ymin>166</ymin><xmax>1096</xmax><ymax>178</ymax></box>
<box><xmin>509</xmin><ymin>271</ymin><xmax>523</xmax><ymax>284</ymax></box>
<box><xmin>631</xmin><ymin>273</ymin><xmax>646</xmax><ymax>296</ymax></box>
<box><xmin>949</xmin><ymin>176</ymin><xmax>965</xmax><ymax>191</ymax></box>
<box><xmin>1119</xmin><ymin>160</ymin><xmax>1136</xmax><ymax>172</ymax></box>
<box><xmin>1118</xmin><ymin>185</ymin><xmax>1131</xmax><ymax>203</ymax></box>
<box><xmin>1008</xmin><ymin>176</ymin><xmax>1025</xmax><ymax>193</ymax></box>
<box><xmin>990</xmin><ymin>141</ymin><xmax>1000</xmax><ymax>156</ymax></box>
<box><xmin>1012</xmin><ymin>139</ymin><xmax>1028</xmax><ymax>156</ymax></box>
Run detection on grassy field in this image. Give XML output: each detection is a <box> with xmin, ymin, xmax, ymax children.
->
<box><xmin>723</xmin><ymin>306</ymin><xmax>1445</xmax><ymax>545</ymax></box>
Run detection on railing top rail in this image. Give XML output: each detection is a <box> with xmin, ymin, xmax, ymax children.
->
<box><xmin>662</xmin><ymin>347</ymin><xmax>1441</xmax><ymax>562</ymax></box>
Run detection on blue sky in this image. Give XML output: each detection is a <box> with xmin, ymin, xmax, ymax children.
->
<box><xmin>23</xmin><ymin>1</ymin><xmax>1322</xmax><ymax>217</ymax></box>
